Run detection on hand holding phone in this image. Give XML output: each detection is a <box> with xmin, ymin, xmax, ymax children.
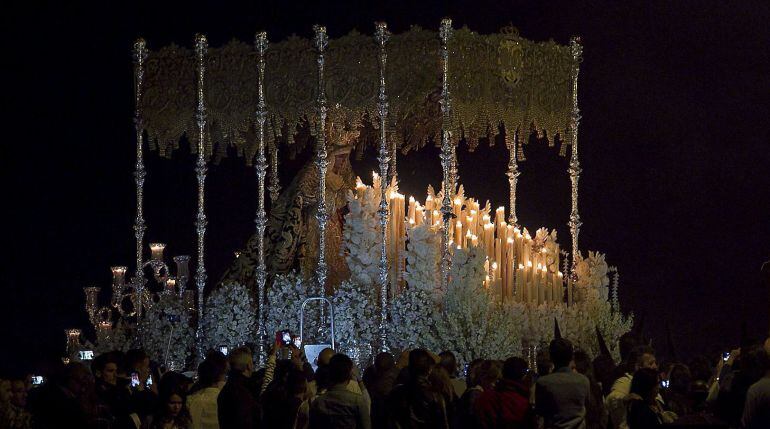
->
<box><xmin>130</xmin><ymin>372</ymin><xmax>141</xmax><ymax>388</ymax></box>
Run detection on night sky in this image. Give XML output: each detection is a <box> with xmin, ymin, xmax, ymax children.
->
<box><xmin>3</xmin><ymin>1</ymin><xmax>769</xmax><ymax>374</ymax></box>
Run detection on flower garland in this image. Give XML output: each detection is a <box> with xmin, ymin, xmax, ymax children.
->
<box><xmin>139</xmin><ymin>294</ymin><xmax>194</xmax><ymax>370</ymax></box>
<box><xmin>202</xmin><ymin>281</ymin><xmax>257</xmax><ymax>352</ymax></box>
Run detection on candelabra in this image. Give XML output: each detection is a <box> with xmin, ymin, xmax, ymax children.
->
<box><xmin>82</xmin><ymin>243</ymin><xmax>191</xmax><ymax>344</ymax></box>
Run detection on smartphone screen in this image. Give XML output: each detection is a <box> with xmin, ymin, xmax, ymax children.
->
<box><xmin>146</xmin><ymin>374</ymin><xmax>153</xmax><ymax>387</ymax></box>
<box><xmin>219</xmin><ymin>346</ymin><xmax>229</xmax><ymax>356</ymax></box>
<box><xmin>130</xmin><ymin>372</ymin><xmax>140</xmax><ymax>388</ymax></box>
<box><xmin>31</xmin><ymin>376</ymin><xmax>44</xmax><ymax>386</ymax></box>
<box><xmin>722</xmin><ymin>352</ymin><xmax>730</xmax><ymax>362</ymax></box>
<box><xmin>282</xmin><ymin>331</ymin><xmax>291</xmax><ymax>346</ymax></box>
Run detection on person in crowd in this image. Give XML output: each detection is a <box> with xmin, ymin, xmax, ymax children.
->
<box><xmin>388</xmin><ymin>348</ymin><xmax>449</xmax><ymax>429</ymax></box>
<box><xmin>429</xmin><ymin>365</ymin><xmax>458</xmax><ymax>428</ymax></box>
<box><xmin>145</xmin><ymin>386</ymin><xmax>192</xmax><ymax>429</ymax></box>
<box><xmin>458</xmin><ymin>359</ymin><xmax>502</xmax><ymax>428</ymax></box>
<box><xmin>314</xmin><ymin>348</ymin><xmax>336</xmax><ymax>394</ymax></box>
<box><xmin>125</xmin><ymin>349</ymin><xmax>159</xmax><ymax>423</ymax></box>
<box><xmin>715</xmin><ymin>343</ymin><xmax>767</xmax><ymax>426</ymax></box>
<box><xmin>535</xmin><ymin>338</ymin><xmax>590</xmax><ymax>429</ymax></box>
<box><xmin>362</xmin><ymin>352</ymin><xmax>399</xmax><ymax>429</ymax></box>
<box><xmin>27</xmin><ymin>362</ymin><xmax>95</xmax><ymax>428</ymax></box>
<box><xmin>310</xmin><ymin>353</ymin><xmax>370</xmax><ymax>429</ymax></box>
<box><xmin>605</xmin><ymin>345</ymin><xmax>658</xmax><ymax>429</ymax></box>
<box><xmin>187</xmin><ymin>355</ymin><xmax>227</xmax><ymax>429</ymax></box>
<box><xmin>574</xmin><ymin>350</ymin><xmax>607</xmax><ymax>429</ymax></box>
<box><xmin>662</xmin><ymin>363</ymin><xmax>692</xmax><ymax>418</ymax></box>
<box><xmin>625</xmin><ymin>368</ymin><xmax>666</xmax><ymax>429</ymax></box>
<box><xmin>536</xmin><ymin>349</ymin><xmax>554</xmax><ymax>378</ymax></box>
<box><xmin>592</xmin><ymin>354</ymin><xmax>617</xmax><ymax>398</ymax></box>
<box><xmin>92</xmin><ymin>351</ymin><xmax>138</xmax><ymax>428</ymax></box>
<box><xmin>474</xmin><ymin>357</ymin><xmax>534</xmax><ymax>429</ymax></box>
<box><xmin>217</xmin><ymin>347</ymin><xmax>259</xmax><ymax>429</ymax></box>
<box><xmin>262</xmin><ymin>365</ymin><xmax>310</xmax><ymax>429</ymax></box>
<box><xmin>742</xmin><ymin>338</ymin><xmax>770</xmax><ymax>428</ymax></box>
<box><xmin>610</xmin><ymin>333</ymin><xmax>640</xmax><ymax>385</ymax></box>
<box><xmin>438</xmin><ymin>352</ymin><xmax>466</xmax><ymax>399</ymax></box>
<box><xmin>6</xmin><ymin>376</ymin><xmax>32</xmax><ymax>429</ymax></box>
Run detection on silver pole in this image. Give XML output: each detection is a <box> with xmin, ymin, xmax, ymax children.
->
<box><xmin>254</xmin><ymin>31</ymin><xmax>269</xmax><ymax>367</ymax></box>
<box><xmin>439</xmin><ymin>18</ymin><xmax>454</xmax><ymax>292</ymax></box>
<box><xmin>568</xmin><ymin>37</ymin><xmax>583</xmax><ymax>271</ymax></box>
<box><xmin>194</xmin><ymin>34</ymin><xmax>209</xmax><ymax>361</ymax></box>
<box><xmin>375</xmin><ymin>22</ymin><xmax>390</xmax><ymax>352</ymax></box>
<box><xmin>313</xmin><ymin>25</ymin><xmax>329</xmax><ymax>295</ymax></box>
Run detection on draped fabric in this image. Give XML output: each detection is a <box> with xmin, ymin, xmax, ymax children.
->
<box><xmin>140</xmin><ymin>26</ymin><xmax>574</xmax><ymax>164</ymax></box>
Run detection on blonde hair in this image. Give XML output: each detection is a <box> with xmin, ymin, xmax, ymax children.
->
<box><xmin>229</xmin><ymin>347</ymin><xmax>253</xmax><ymax>372</ymax></box>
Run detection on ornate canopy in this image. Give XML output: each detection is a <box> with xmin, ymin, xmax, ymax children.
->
<box><xmin>140</xmin><ymin>26</ymin><xmax>576</xmax><ymax>164</ymax></box>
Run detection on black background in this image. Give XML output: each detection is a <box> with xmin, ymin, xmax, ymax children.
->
<box><xmin>2</xmin><ymin>0</ymin><xmax>769</xmax><ymax>374</ymax></box>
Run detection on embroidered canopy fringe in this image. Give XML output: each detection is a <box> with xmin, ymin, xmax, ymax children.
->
<box><xmin>140</xmin><ymin>26</ymin><xmax>574</xmax><ymax>164</ymax></box>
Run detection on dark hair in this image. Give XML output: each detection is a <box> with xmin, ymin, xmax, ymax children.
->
<box><xmin>668</xmin><ymin>363</ymin><xmax>691</xmax><ymax>394</ymax></box>
<box><xmin>549</xmin><ymin>338</ymin><xmax>574</xmax><ymax>369</ymax></box>
<box><xmin>502</xmin><ymin>357</ymin><xmax>529</xmax><ymax>381</ymax></box>
<box><xmin>629</xmin><ymin>345</ymin><xmax>656</xmax><ymax>369</ymax></box>
<box><xmin>124</xmin><ymin>349</ymin><xmax>149</xmax><ymax>371</ymax></box>
<box><xmin>151</xmin><ymin>386</ymin><xmax>191</xmax><ymax>429</ymax></box>
<box><xmin>593</xmin><ymin>353</ymin><xmax>618</xmax><ymax>396</ymax></box>
<box><xmin>573</xmin><ymin>350</ymin><xmax>591</xmax><ymax>376</ymax></box>
<box><xmin>374</xmin><ymin>352</ymin><xmax>395</xmax><ymax>373</ymax></box>
<box><xmin>328</xmin><ymin>354</ymin><xmax>354</xmax><ymax>385</ymax></box>
<box><xmin>630</xmin><ymin>368</ymin><xmax>659</xmax><ymax>403</ymax></box>
<box><xmin>439</xmin><ymin>351</ymin><xmax>458</xmax><ymax>377</ymax></box>
<box><xmin>91</xmin><ymin>351</ymin><xmax>119</xmax><ymax>374</ymax></box>
<box><xmin>196</xmin><ymin>359</ymin><xmax>226</xmax><ymax>388</ymax></box>
<box><xmin>618</xmin><ymin>332</ymin><xmax>640</xmax><ymax>362</ymax></box>
<box><xmin>287</xmin><ymin>367</ymin><xmax>308</xmax><ymax>396</ymax></box>
<box><xmin>408</xmin><ymin>349</ymin><xmax>434</xmax><ymax>377</ymax></box>
<box><xmin>466</xmin><ymin>359</ymin><xmax>485</xmax><ymax>386</ymax></box>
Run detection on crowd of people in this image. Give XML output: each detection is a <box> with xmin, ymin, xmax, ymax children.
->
<box><xmin>1</xmin><ymin>331</ymin><xmax>769</xmax><ymax>429</ymax></box>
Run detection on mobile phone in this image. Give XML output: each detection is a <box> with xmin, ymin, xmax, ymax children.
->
<box><xmin>292</xmin><ymin>335</ymin><xmax>302</xmax><ymax>349</ymax></box>
<box><xmin>146</xmin><ymin>374</ymin><xmax>153</xmax><ymax>387</ymax></box>
<box><xmin>219</xmin><ymin>346</ymin><xmax>229</xmax><ymax>356</ymax></box>
<box><xmin>31</xmin><ymin>375</ymin><xmax>44</xmax><ymax>386</ymax></box>
<box><xmin>281</xmin><ymin>331</ymin><xmax>292</xmax><ymax>346</ymax></box>
<box><xmin>660</xmin><ymin>379</ymin><xmax>670</xmax><ymax>389</ymax></box>
<box><xmin>130</xmin><ymin>372</ymin><xmax>140</xmax><ymax>388</ymax></box>
<box><xmin>79</xmin><ymin>350</ymin><xmax>94</xmax><ymax>361</ymax></box>
<box><xmin>722</xmin><ymin>352</ymin><xmax>730</xmax><ymax>362</ymax></box>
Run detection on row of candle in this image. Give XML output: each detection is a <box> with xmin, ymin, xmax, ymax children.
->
<box><xmin>354</xmin><ymin>177</ymin><xmax>574</xmax><ymax>306</ymax></box>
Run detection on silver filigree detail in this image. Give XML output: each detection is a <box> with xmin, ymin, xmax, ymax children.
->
<box><xmin>132</xmin><ymin>39</ymin><xmax>148</xmax><ymax>285</ymax></box>
<box><xmin>507</xmin><ymin>130</ymin><xmax>521</xmax><ymax>226</ymax></box>
<box><xmin>568</xmin><ymin>37</ymin><xmax>583</xmax><ymax>271</ymax></box>
<box><xmin>254</xmin><ymin>31</ymin><xmax>269</xmax><ymax>366</ymax></box>
<box><xmin>375</xmin><ymin>21</ymin><xmax>390</xmax><ymax>352</ymax></box>
<box><xmin>194</xmin><ymin>34</ymin><xmax>208</xmax><ymax>361</ymax></box>
<box><xmin>313</xmin><ymin>25</ymin><xmax>329</xmax><ymax>295</ymax></box>
<box><xmin>439</xmin><ymin>18</ymin><xmax>454</xmax><ymax>292</ymax></box>
<box><xmin>268</xmin><ymin>140</ymin><xmax>280</xmax><ymax>204</ymax></box>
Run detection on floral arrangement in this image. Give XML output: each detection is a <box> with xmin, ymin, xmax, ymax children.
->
<box><xmin>267</xmin><ymin>272</ymin><xmax>325</xmax><ymax>344</ymax></box>
<box><xmin>343</xmin><ymin>176</ymin><xmax>384</xmax><ymax>287</ymax></box>
<box><xmin>139</xmin><ymin>293</ymin><xmax>194</xmax><ymax>370</ymax></box>
<box><xmin>202</xmin><ymin>281</ymin><xmax>257</xmax><ymax>352</ymax></box>
<box><xmin>402</xmin><ymin>224</ymin><xmax>442</xmax><ymax>297</ymax></box>
<box><xmin>93</xmin><ymin>319</ymin><xmax>135</xmax><ymax>355</ymax></box>
<box><xmin>331</xmin><ymin>280</ymin><xmax>378</xmax><ymax>366</ymax></box>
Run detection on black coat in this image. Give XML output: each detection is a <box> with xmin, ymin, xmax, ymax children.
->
<box><xmin>218</xmin><ymin>371</ymin><xmax>260</xmax><ymax>429</ymax></box>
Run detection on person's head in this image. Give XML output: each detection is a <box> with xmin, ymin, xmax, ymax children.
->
<box><xmin>630</xmin><ymin>367</ymin><xmax>660</xmax><ymax>404</ymax></box>
<box><xmin>549</xmin><ymin>338</ymin><xmax>575</xmax><ymax>369</ymax></box>
<box><xmin>61</xmin><ymin>362</ymin><xmax>94</xmax><ymax>398</ymax></box>
<box><xmin>408</xmin><ymin>349</ymin><xmax>434</xmax><ymax>378</ymax></box>
<box><xmin>466</xmin><ymin>359</ymin><xmax>484</xmax><ymax>387</ymax></box>
<box><xmin>92</xmin><ymin>352</ymin><xmax>119</xmax><ymax>385</ymax></box>
<box><xmin>157</xmin><ymin>386</ymin><xmax>189</xmax><ymax>422</ymax></box>
<box><xmin>10</xmin><ymin>378</ymin><xmax>27</xmax><ymax>408</ymax></box>
<box><xmin>287</xmin><ymin>367</ymin><xmax>308</xmax><ymax>398</ymax></box>
<box><xmin>573</xmin><ymin>350</ymin><xmax>592</xmax><ymax>377</ymax></box>
<box><xmin>229</xmin><ymin>347</ymin><xmax>254</xmax><ymax>377</ymax></box>
<box><xmin>536</xmin><ymin>348</ymin><xmax>554</xmax><ymax>376</ymax></box>
<box><xmin>197</xmin><ymin>358</ymin><xmax>227</xmax><ymax>388</ymax></box>
<box><xmin>125</xmin><ymin>349</ymin><xmax>150</xmax><ymax>374</ymax></box>
<box><xmin>668</xmin><ymin>363</ymin><xmax>691</xmax><ymax>395</ymax></box>
<box><xmin>502</xmin><ymin>357</ymin><xmax>529</xmax><ymax>382</ymax></box>
<box><xmin>592</xmin><ymin>353</ymin><xmax>617</xmax><ymax>392</ymax></box>
<box><xmin>630</xmin><ymin>345</ymin><xmax>657</xmax><ymax>371</ymax></box>
<box><xmin>618</xmin><ymin>332</ymin><xmax>640</xmax><ymax>363</ymax></box>
<box><xmin>318</xmin><ymin>348</ymin><xmax>335</xmax><ymax>368</ymax></box>
<box><xmin>429</xmin><ymin>365</ymin><xmax>454</xmax><ymax>399</ymax></box>
<box><xmin>738</xmin><ymin>344</ymin><xmax>770</xmax><ymax>381</ymax></box>
<box><xmin>328</xmin><ymin>354</ymin><xmax>354</xmax><ymax>386</ymax></box>
<box><xmin>477</xmin><ymin>360</ymin><xmax>503</xmax><ymax>390</ymax></box>
<box><xmin>438</xmin><ymin>351</ymin><xmax>458</xmax><ymax>378</ymax></box>
<box><xmin>374</xmin><ymin>352</ymin><xmax>395</xmax><ymax>374</ymax></box>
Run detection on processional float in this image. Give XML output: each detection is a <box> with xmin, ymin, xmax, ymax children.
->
<box><xmin>71</xmin><ymin>20</ymin><xmax>622</xmax><ymax>370</ymax></box>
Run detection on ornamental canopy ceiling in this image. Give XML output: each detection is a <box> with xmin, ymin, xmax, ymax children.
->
<box><xmin>140</xmin><ymin>26</ymin><xmax>577</xmax><ymax>164</ymax></box>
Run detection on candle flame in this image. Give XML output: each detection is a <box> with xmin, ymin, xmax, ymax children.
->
<box><xmin>558</xmin><ymin>271</ymin><xmax>563</xmax><ymax>277</ymax></box>
<box><xmin>409</xmin><ymin>196</ymin><xmax>415</xmax><ymax>203</ymax></box>
<box><xmin>492</xmin><ymin>262</ymin><xmax>498</xmax><ymax>269</ymax></box>
<box><xmin>519</xmin><ymin>263</ymin><xmax>525</xmax><ymax>269</ymax></box>
<box><xmin>527</xmin><ymin>261</ymin><xmax>533</xmax><ymax>267</ymax></box>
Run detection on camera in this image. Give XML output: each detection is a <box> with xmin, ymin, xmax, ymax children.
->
<box><xmin>31</xmin><ymin>375</ymin><xmax>44</xmax><ymax>386</ymax></box>
<box><xmin>79</xmin><ymin>350</ymin><xmax>94</xmax><ymax>361</ymax></box>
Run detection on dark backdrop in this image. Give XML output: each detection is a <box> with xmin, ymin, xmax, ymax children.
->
<box><xmin>3</xmin><ymin>0</ymin><xmax>769</xmax><ymax>374</ymax></box>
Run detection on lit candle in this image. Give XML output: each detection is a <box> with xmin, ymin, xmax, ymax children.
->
<box><xmin>556</xmin><ymin>271</ymin><xmax>564</xmax><ymax>304</ymax></box>
<box><xmin>517</xmin><ymin>263</ymin><xmax>525</xmax><ymax>301</ymax></box>
<box><xmin>408</xmin><ymin>196</ymin><xmax>416</xmax><ymax>223</ymax></box>
<box><xmin>165</xmin><ymin>277</ymin><xmax>177</xmax><ymax>294</ymax></box>
<box><xmin>111</xmin><ymin>266</ymin><xmax>127</xmax><ymax>287</ymax></box>
<box><xmin>149</xmin><ymin>243</ymin><xmax>166</xmax><ymax>261</ymax></box>
<box><xmin>455</xmin><ymin>221</ymin><xmax>463</xmax><ymax>248</ymax></box>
